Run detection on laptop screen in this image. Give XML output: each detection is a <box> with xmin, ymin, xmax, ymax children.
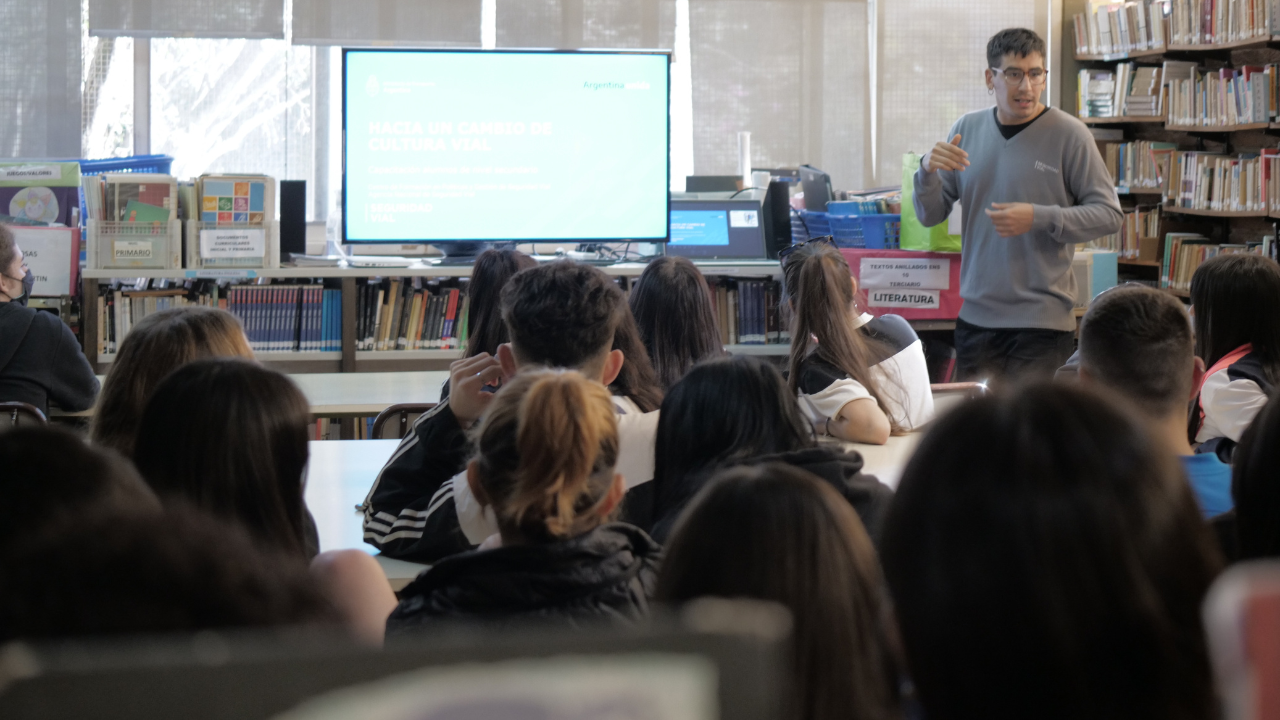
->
<box><xmin>666</xmin><ymin>199</ymin><xmax>767</xmax><ymax>260</ymax></box>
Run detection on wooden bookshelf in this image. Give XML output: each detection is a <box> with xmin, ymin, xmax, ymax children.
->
<box><xmin>1118</xmin><ymin>259</ymin><xmax>1161</xmax><ymax>267</ymax></box>
<box><xmin>1162</xmin><ymin>205</ymin><xmax>1269</xmax><ymax>218</ymax></box>
<box><xmin>1167</xmin><ymin>36</ymin><xmax>1273</xmax><ymax>52</ymax></box>
<box><xmin>1161</xmin><ymin>287</ymin><xmax>1191</xmax><ymax>299</ymax></box>
<box><xmin>1074</xmin><ymin>46</ymin><xmax>1167</xmax><ymax>62</ymax></box>
<box><xmin>1115</xmin><ymin>187</ymin><xmax>1163</xmax><ymax>195</ymax></box>
<box><xmin>1080</xmin><ymin>115</ymin><xmax>1166</xmax><ymax>124</ymax></box>
<box><xmin>1165</xmin><ymin>121</ymin><xmax>1270</xmax><ymax>132</ymax></box>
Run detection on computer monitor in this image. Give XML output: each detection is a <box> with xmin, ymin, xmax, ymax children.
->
<box><xmin>798</xmin><ymin>164</ymin><xmax>832</xmax><ymax>211</ymax></box>
<box><xmin>342</xmin><ymin>49</ymin><xmax>671</xmax><ymax>258</ymax></box>
<box><xmin>667</xmin><ymin>199</ymin><xmax>768</xmax><ymax>260</ymax></box>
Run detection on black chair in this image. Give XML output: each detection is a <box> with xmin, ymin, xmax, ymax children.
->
<box><xmin>370</xmin><ymin>403</ymin><xmax>438</xmax><ymax>440</ymax></box>
<box><xmin>0</xmin><ymin>402</ymin><xmax>47</xmax><ymax>430</ymax></box>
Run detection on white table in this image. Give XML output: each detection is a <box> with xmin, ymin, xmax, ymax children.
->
<box><xmin>304</xmin><ymin>433</ymin><xmax>923</xmax><ymax>590</ymax></box>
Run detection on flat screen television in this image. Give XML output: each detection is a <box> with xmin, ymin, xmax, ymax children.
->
<box><xmin>343</xmin><ymin>49</ymin><xmax>671</xmax><ymax>256</ymax></box>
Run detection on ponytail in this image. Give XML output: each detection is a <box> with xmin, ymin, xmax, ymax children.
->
<box><xmin>473</xmin><ymin>370</ymin><xmax>620</xmax><ymax>541</ymax></box>
<box><xmin>783</xmin><ymin>244</ymin><xmax>903</xmax><ymax>434</ymax></box>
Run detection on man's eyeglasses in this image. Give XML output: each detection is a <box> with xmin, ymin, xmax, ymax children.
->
<box><xmin>991</xmin><ymin>67</ymin><xmax>1047</xmax><ymax>86</ymax></box>
<box><xmin>779</xmin><ymin>235</ymin><xmax>836</xmax><ymax>262</ymax></box>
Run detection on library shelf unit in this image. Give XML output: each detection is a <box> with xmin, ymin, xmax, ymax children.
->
<box><xmin>1076</xmin><ymin>46</ymin><xmax>1168</xmax><ymax>62</ymax></box>
<box><xmin>1162</xmin><ymin>206</ymin><xmax>1270</xmax><ymax>218</ymax></box>
<box><xmin>80</xmin><ymin>260</ymin><xmax>794</xmax><ymax>375</ymax></box>
<box><xmin>1166</xmin><ymin>122</ymin><xmax>1271</xmax><ymax>132</ymax></box>
<box><xmin>1081</xmin><ymin>115</ymin><xmax>1167</xmax><ymax>124</ymax></box>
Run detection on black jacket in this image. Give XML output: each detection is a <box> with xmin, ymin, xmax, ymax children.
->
<box><xmin>0</xmin><ymin>303</ymin><xmax>98</xmax><ymax>417</ymax></box>
<box><xmin>386</xmin><ymin>523</ymin><xmax>661</xmax><ymax>635</ymax></box>
<box><xmin>649</xmin><ymin>445</ymin><xmax>894</xmax><ymax>544</ymax></box>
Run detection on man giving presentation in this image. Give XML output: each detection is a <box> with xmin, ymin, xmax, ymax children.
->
<box><xmin>913</xmin><ymin>28</ymin><xmax>1122</xmax><ymax>381</ymax></box>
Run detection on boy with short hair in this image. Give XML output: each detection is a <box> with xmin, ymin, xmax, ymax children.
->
<box><xmin>362</xmin><ymin>261</ymin><xmax>659</xmax><ymax>562</ymax></box>
<box><xmin>1076</xmin><ymin>285</ymin><xmax>1231</xmax><ymax>516</ymax></box>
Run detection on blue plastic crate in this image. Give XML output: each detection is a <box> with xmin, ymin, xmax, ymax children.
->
<box><xmin>856</xmin><ymin>214</ymin><xmax>901</xmax><ymax>249</ymax></box>
<box><xmin>829</xmin><ymin>214</ymin><xmax>865</xmax><ymax>247</ymax></box>
<box><xmin>77</xmin><ymin>154</ymin><xmax>174</xmax><ymax>176</ymax></box>
<box><xmin>797</xmin><ymin>210</ymin><xmax>831</xmax><ymax>239</ymax></box>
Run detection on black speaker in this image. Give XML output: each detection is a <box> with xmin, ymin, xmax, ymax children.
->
<box><xmin>279</xmin><ymin>180</ymin><xmax>306</xmax><ymax>256</ymax></box>
<box><xmin>761</xmin><ymin>180</ymin><xmax>793</xmax><ymax>259</ymax></box>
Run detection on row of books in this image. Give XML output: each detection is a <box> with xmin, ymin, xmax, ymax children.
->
<box><xmin>709</xmin><ymin>279</ymin><xmax>790</xmax><ymax>346</ymax></box>
<box><xmin>96</xmin><ymin>281</ymin><xmax>342</xmax><ymax>355</ymax></box>
<box><xmin>1166</xmin><ymin>64</ymin><xmax>1273</xmax><ymax>127</ymax></box>
<box><xmin>1078</xmin><ymin>63</ymin><xmax>1164</xmax><ymax>117</ymax></box>
<box><xmin>1161</xmin><ymin>233</ymin><xmax>1268</xmax><ymax>290</ymax></box>
<box><xmin>1164</xmin><ymin>150</ymin><xmax>1274</xmax><ymax>212</ymax></box>
<box><xmin>313</xmin><ymin>417</ymin><xmax>378</xmax><ymax>441</ymax></box>
<box><xmin>82</xmin><ymin>173</ymin><xmax>275</xmax><ymax>226</ymax></box>
<box><xmin>1169</xmin><ymin>0</ymin><xmax>1274</xmax><ymax>46</ymax></box>
<box><xmin>1073</xmin><ymin>0</ymin><xmax>1168</xmax><ymax>56</ymax></box>
<box><xmin>1088</xmin><ymin>206</ymin><xmax>1163</xmax><ymax>258</ymax></box>
<box><xmin>355</xmin><ymin>279</ymin><xmax>470</xmax><ymax>352</ymax></box>
<box><xmin>1101</xmin><ymin>140</ymin><xmax>1177</xmax><ymax>190</ymax></box>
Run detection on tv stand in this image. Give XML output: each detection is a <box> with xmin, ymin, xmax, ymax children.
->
<box><xmin>432</xmin><ymin>242</ymin><xmax>493</xmax><ymax>265</ymax></box>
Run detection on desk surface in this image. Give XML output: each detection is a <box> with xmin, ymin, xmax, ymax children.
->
<box><xmin>304</xmin><ymin>432</ymin><xmax>922</xmax><ymax>590</ymax></box>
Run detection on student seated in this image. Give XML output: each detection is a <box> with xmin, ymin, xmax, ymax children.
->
<box><xmin>1188</xmin><ymin>254</ymin><xmax>1280</xmax><ymax>462</ymax></box>
<box><xmin>782</xmin><ymin>240</ymin><xmax>933</xmax><ymax>444</ymax></box>
<box><xmin>364</xmin><ymin>261</ymin><xmax>662</xmax><ymax>563</ymax></box>
<box><xmin>881</xmin><ymin>383</ymin><xmax>1222</xmax><ymax>720</ymax></box>
<box><xmin>0</xmin><ymin>426</ymin><xmax>158</xmax><ymax>552</ymax></box>
<box><xmin>387</xmin><ymin>369</ymin><xmax>660</xmax><ymax>633</ymax></box>
<box><xmin>91</xmin><ymin>306</ymin><xmax>254</xmax><ymax>458</ymax></box>
<box><xmin>656</xmin><ymin>464</ymin><xmax>902</xmax><ymax>720</ymax></box>
<box><xmin>461</xmin><ymin>248</ymin><xmax>537</xmax><ymax>360</ymax></box>
<box><xmin>1077</xmin><ymin>285</ymin><xmax>1231</xmax><ymax>517</ymax></box>
<box><xmin>649</xmin><ymin>355</ymin><xmax>891</xmax><ymax>544</ymax></box>
<box><xmin>0</xmin><ymin>506</ymin><xmax>336</xmax><ymax>641</ymax></box>
<box><xmin>629</xmin><ymin>256</ymin><xmax>724</xmax><ymax>390</ymax></box>
<box><xmin>0</xmin><ymin>225</ymin><xmax>98</xmax><ymax>416</ymax></box>
<box><xmin>1213</xmin><ymin>391</ymin><xmax>1280</xmax><ymax>563</ymax></box>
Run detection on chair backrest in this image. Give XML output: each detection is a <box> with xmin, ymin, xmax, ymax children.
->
<box><xmin>929</xmin><ymin>382</ymin><xmax>988</xmax><ymax>419</ymax></box>
<box><xmin>1205</xmin><ymin>562</ymin><xmax>1280</xmax><ymax>720</ymax></box>
<box><xmin>371</xmin><ymin>403</ymin><xmax>438</xmax><ymax>440</ymax></box>
<box><xmin>0</xmin><ymin>402</ymin><xmax>47</xmax><ymax>431</ymax></box>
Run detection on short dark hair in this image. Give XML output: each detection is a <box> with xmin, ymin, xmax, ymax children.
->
<box><xmin>1231</xmin><ymin>391</ymin><xmax>1280</xmax><ymax>560</ymax></box>
<box><xmin>657</xmin><ymin>464</ymin><xmax>901</xmax><ymax>720</ymax></box>
<box><xmin>0</xmin><ymin>506</ymin><xmax>335</xmax><ymax>641</ymax></box>
<box><xmin>0</xmin><ymin>224</ymin><xmax>16</xmax><ymax>273</ymax></box>
<box><xmin>651</xmin><ymin>356</ymin><xmax>815</xmax><ymax>540</ymax></box>
<box><xmin>881</xmin><ymin>383</ymin><xmax>1221</xmax><ymax>720</ymax></box>
<box><xmin>500</xmin><ymin>260</ymin><xmax>626</xmax><ymax>370</ymax></box>
<box><xmin>987</xmin><ymin>28</ymin><xmax>1046</xmax><ymax>68</ymax></box>
<box><xmin>464</xmin><ymin>248</ymin><xmax>537</xmax><ymax>359</ymax></box>
<box><xmin>1190</xmin><ymin>253</ymin><xmax>1280</xmax><ymax>385</ymax></box>
<box><xmin>629</xmin><ymin>257</ymin><xmax>724</xmax><ymax>390</ymax></box>
<box><xmin>134</xmin><ymin>358</ymin><xmax>314</xmax><ymax>558</ymax></box>
<box><xmin>1079</xmin><ymin>285</ymin><xmax>1194</xmax><ymax>417</ymax></box>
<box><xmin>0</xmin><ymin>427</ymin><xmax>158</xmax><ymax>553</ymax></box>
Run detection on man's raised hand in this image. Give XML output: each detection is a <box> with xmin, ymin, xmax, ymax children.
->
<box><xmin>923</xmin><ymin>134</ymin><xmax>969</xmax><ymax>173</ymax></box>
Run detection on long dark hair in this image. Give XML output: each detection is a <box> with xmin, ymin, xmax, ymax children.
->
<box><xmin>465</xmin><ymin>248</ymin><xmax>536</xmax><ymax>358</ymax></box>
<box><xmin>133</xmin><ymin>358</ymin><xmax>313</xmax><ymax>558</ymax></box>
<box><xmin>782</xmin><ymin>242</ymin><xmax>900</xmax><ymax>433</ymax></box>
<box><xmin>607</xmin><ymin>307</ymin><xmax>664</xmax><ymax>412</ymax></box>
<box><xmin>657</xmin><ymin>464</ymin><xmax>902</xmax><ymax>720</ymax></box>
<box><xmin>1232</xmin><ymin>390</ymin><xmax>1280</xmax><ymax>560</ymax></box>
<box><xmin>653</xmin><ymin>355</ymin><xmax>814</xmax><ymax>524</ymax></box>
<box><xmin>881</xmin><ymin>383</ymin><xmax>1222</xmax><ymax>720</ymax></box>
<box><xmin>629</xmin><ymin>257</ymin><xmax>724</xmax><ymax>389</ymax></box>
<box><xmin>1189</xmin><ymin>253</ymin><xmax>1280</xmax><ymax>383</ymax></box>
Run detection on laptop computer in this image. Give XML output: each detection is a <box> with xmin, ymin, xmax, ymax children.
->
<box><xmin>666</xmin><ymin>199</ymin><xmax>769</xmax><ymax>261</ymax></box>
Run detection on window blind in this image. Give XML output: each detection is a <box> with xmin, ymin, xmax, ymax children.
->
<box><xmin>496</xmin><ymin>0</ymin><xmax>672</xmax><ymax>49</ymax></box>
<box><xmin>88</xmin><ymin>0</ymin><xmax>285</xmax><ymax>39</ymax></box>
<box><xmin>1</xmin><ymin>0</ymin><xmax>81</xmax><ymax>157</ymax></box>
<box><xmin>292</xmin><ymin>0</ymin><xmax>482</xmax><ymax>46</ymax></box>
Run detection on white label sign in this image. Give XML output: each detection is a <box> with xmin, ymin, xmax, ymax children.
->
<box><xmin>0</xmin><ymin>165</ymin><xmax>61</xmax><ymax>182</ymax></box>
<box><xmin>200</xmin><ymin>228</ymin><xmax>265</xmax><ymax>259</ymax></box>
<box><xmin>186</xmin><ymin>269</ymin><xmax>257</xmax><ymax>279</ymax></box>
<box><xmin>859</xmin><ymin>257</ymin><xmax>951</xmax><ymax>290</ymax></box>
<box><xmin>867</xmin><ymin>289</ymin><xmax>940</xmax><ymax>309</ymax></box>
<box><xmin>728</xmin><ymin>210</ymin><xmax>759</xmax><ymax>228</ymax></box>
<box><xmin>10</xmin><ymin>227</ymin><xmax>74</xmax><ymax>295</ymax></box>
<box><xmin>113</xmin><ymin>240</ymin><xmax>152</xmax><ymax>261</ymax></box>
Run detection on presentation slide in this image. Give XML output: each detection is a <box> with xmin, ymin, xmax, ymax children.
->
<box><xmin>669</xmin><ymin>210</ymin><xmax>729</xmax><ymax>246</ymax></box>
<box><xmin>344</xmin><ymin>50</ymin><xmax>670</xmax><ymax>243</ymax></box>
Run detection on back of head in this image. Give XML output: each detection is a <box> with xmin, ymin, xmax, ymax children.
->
<box><xmin>605</xmin><ymin>307</ymin><xmax>664</xmax><ymax>412</ymax></box>
<box><xmin>1190</xmin><ymin>254</ymin><xmax>1280</xmax><ymax>377</ymax></box>
<box><xmin>782</xmin><ymin>242</ymin><xmax>899</xmax><ymax>432</ymax></box>
<box><xmin>629</xmin><ymin>257</ymin><xmax>723</xmax><ymax>389</ymax></box>
<box><xmin>473</xmin><ymin>369</ymin><xmax>619</xmax><ymax>542</ymax></box>
<box><xmin>0</xmin><ymin>427</ymin><xmax>158</xmax><ymax>552</ymax></box>
<box><xmin>91</xmin><ymin>306</ymin><xmax>254</xmax><ymax>457</ymax></box>
<box><xmin>654</xmin><ymin>356</ymin><xmax>814</xmax><ymax>513</ymax></box>
<box><xmin>500</xmin><ymin>261</ymin><xmax>625</xmax><ymax>374</ymax></box>
<box><xmin>0</xmin><ymin>505</ymin><xmax>334</xmax><ymax>641</ymax></box>
<box><xmin>1078</xmin><ymin>285</ymin><xmax>1194</xmax><ymax>418</ymax></box>
<box><xmin>465</xmin><ymin>248</ymin><xmax>536</xmax><ymax>358</ymax></box>
<box><xmin>0</xmin><ymin>224</ymin><xmax>16</xmax><ymax>270</ymax></box>
<box><xmin>1232</xmin><ymin>391</ymin><xmax>1280</xmax><ymax>560</ymax></box>
<box><xmin>656</xmin><ymin>464</ymin><xmax>899</xmax><ymax>720</ymax></box>
<box><xmin>881</xmin><ymin>383</ymin><xmax>1221</xmax><ymax>720</ymax></box>
<box><xmin>133</xmin><ymin>358</ymin><xmax>313</xmax><ymax>557</ymax></box>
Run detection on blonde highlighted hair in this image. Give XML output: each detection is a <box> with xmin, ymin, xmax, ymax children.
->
<box><xmin>472</xmin><ymin>369</ymin><xmax>620</xmax><ymax>541</ymax></box>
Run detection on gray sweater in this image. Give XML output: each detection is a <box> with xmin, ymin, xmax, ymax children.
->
<box><xmin>913</xmin><ymin>107</ymin><xmax>1122</xmax><ymax>331</ymax></box>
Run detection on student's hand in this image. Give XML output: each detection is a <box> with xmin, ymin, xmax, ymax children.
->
<box><xmin>448</xmin><ymin>353</ymin><xmax>506</xmax><ymax>428</ymax></box>
<box><xmin>984</xmin><ymin>202</ymin><xmax>1035</xmax><ymax>237</ymax></box>
<box><xmin>922</xmin><ymin>134</ymin><xmax>968</xmax><ymax>173</ymax></box>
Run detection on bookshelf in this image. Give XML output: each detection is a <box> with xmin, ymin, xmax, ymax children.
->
<box><xmin>1081</xmin><ymin>115</ymin><xmax>1166</xmax><ymax>124</ymax></box>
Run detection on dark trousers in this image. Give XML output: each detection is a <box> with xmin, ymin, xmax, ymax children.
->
<box><xmin>953</xmin><ymin>317</ymin><xmax>1076</xmax><ymax>383</ymax></box>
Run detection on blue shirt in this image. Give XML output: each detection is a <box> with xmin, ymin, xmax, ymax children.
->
<box><xmin>1180</xmin><ymin>454</ymin><xmax>1234</xmax><ymax>518</ymax></box>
